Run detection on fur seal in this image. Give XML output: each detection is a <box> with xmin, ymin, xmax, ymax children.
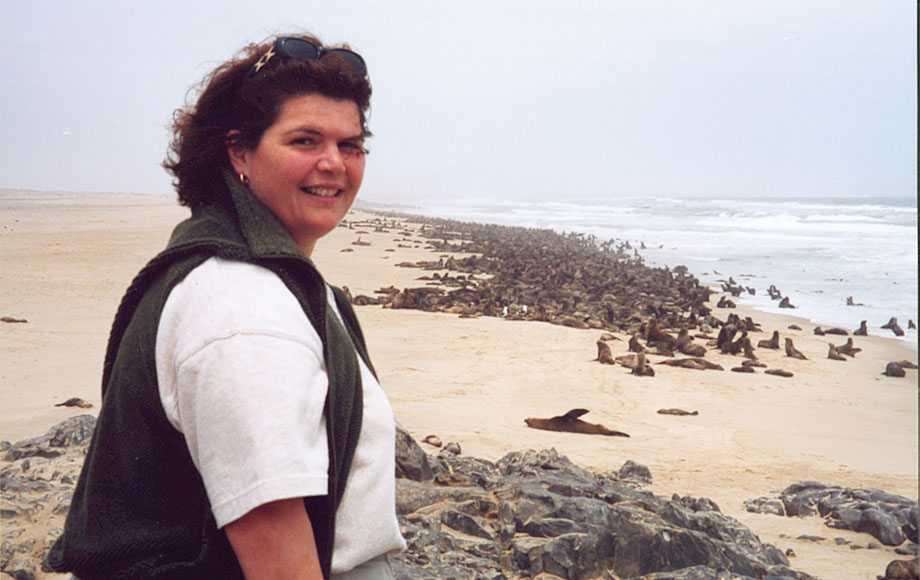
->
<box><xmin>524</xmin><ymin>409</ymin><xmax>629</xmax><ymax>437</ymax></box>
<box><xmin>757</xmin><ymin>330</ymin><xmax>780</xmax><ymax>349</ymax></box>
<box><xmin>834</xmin><ymin>338</ymin><xmax>861</xmax><ymax>357</ymax></box>
<box><xmin>765</xmin><ymin>369</ymin><xmax>794</xmax><ymax>377</ymax></box>
<box><xmin>675</xmin><ymin>328</ymin><xmax>707</xmax><ymax>356</ymax></box>
<box><xmin>827</xmin><ymin>343</ymin><xmax>847</xmax><ymax>361</ymax></box>
<box><xmin>659</xmin><ymin>358</ymin><xmax>724</xmax><ymax>371</ymax></box>
<box><xmin>881</xmin><ymin>317</ymin><xmax>905</xmax><ymax>337</ymax></box>
<box><xmin>54</xmin><ymin>397</ymin><xmax>93</xmax><ymax>408</ymax></box>
<box><xmin>853</xmin><ymin>320</ymin><xmax>868</xmax><ymax>336</ymax></box>
<box><xmin>628</xmin><ymin>333</ymin><xmax>645</xmax><ymax>353</ymax></box>
<box><xmin>909</xmin><ymin>320</ymin><xmax>917</xmax><ymax>330</ymax></box>
<box><xmin>657</xmin><ymin>408</ymin><xmax>698</xmax><ymax>416</ymax></box>
<box><xmin>631</xmin><ymin>351</ymin><xmax>655</xmax><ymax>376</ymax></box>
<box><xmin>731</xmin><ymin>365</ymin><xmax>755</xmax><ymax>373</ymax></box>
<box><xmin>596</xmin><ymin>340</ymin><xmax>616</xmax><ymax>365</ymax></box>
<box><xmin>824</xmin><ymin>327</ymin><xmax>849</xmax><ymax>336</ymax></box>
<box><xmin>422</xmin><ymin>435</ymin><xmax>442</xmax><ymax>448</ymax></box>
<box><xmin>813</xmin><ymin>326</ymin><xmax>826</xmax><ymax>336</ymax></box>
<box><xmin>778</xmin><ymin>296</ymin><xmax>796</xmax><ymax>309</ymax></box>
<box><xmin>784</xmin><ymin>338</ymin><xmax>807</xmax><ymax>360</ymax></box>
<box><xmin>1</xmin><ymin>316</ymin><xmax>28</xmax><ymax>323</ymax></box>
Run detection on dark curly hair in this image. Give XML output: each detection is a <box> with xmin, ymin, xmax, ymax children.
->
<box><xmin>163</xmin><ymin>33</ymin><xmax>372</xmax><ymax>208</ymax></box>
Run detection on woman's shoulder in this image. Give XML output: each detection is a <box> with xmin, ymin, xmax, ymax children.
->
<box><xmin>162</xmin><ymin>256</ymin><xmax>317</xmax><ymax>346</ymax></box>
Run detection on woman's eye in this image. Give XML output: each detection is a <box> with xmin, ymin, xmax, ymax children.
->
<box><xmin>340</xmin><ymin>142</ymin><xmax>368</xmax><ymax>157</ymax></box>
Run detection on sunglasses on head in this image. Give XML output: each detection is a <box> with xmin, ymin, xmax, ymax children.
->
<box><xmin>248</xmin><ymin>37</ymin><xmax>368</xmax><ymax>78</ymax></box>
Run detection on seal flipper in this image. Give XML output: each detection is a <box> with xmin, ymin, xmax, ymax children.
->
<box><xmin>560</xmin><ymin>409</ymin><xmax>590</xmax><ymax>421</ymax></box>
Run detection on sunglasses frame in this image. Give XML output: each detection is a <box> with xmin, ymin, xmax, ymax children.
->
<box><xmin>248</xmin><ymin>37</ymin><xmax>368</xmax><ymax>78</ymax></box>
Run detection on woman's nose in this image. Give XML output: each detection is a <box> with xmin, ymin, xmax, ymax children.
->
<box><xmin>316</xmin><ymin>143</ymin><xmax>346</xmax><ymax>173</ymax></box>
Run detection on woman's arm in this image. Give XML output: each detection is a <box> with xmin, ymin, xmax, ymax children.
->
<box><xmin>224</xmin><ymin>497</ymin><xmax>324</xmax><ymax>580</ymax></box>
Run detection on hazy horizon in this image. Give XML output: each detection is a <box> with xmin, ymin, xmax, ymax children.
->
<box><xmin>2</xmin><ymin>1</ymin><xmax>917</xmax><ymax>203</ymax></box>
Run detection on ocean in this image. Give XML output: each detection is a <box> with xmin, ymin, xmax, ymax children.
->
<box><xmin>365</xmin><ymin>195</ymin><xmax>918</xmax><ymax>344</ymax></box>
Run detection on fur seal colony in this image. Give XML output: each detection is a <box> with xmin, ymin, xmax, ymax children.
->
<box><xmin>524</xmin><ymin>409</ymin><xmax>629</xmax><ymax>437</ymax></box>
<box><xmin>341</xmin><ymin>216</ymin><xmax>916</xmax><ymax>390</ymax></box>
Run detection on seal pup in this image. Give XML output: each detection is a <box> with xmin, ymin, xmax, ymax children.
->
<box><xmin>909</xmin><ymin>320</ymin><xmax>917</xmax><ymax>330</ymax></box>
<box><xmin>853</xmin><ymin>320</ymin><xmax>868</xmax><ymax>336</ymax></box>
<box><xmin>881</xmin><ymin>317</ymin><xmax>905</xmax><ymax>337</ymax></box>
<box><xmin>757</xmin><ymin>330</ymin><xmax>780</xmax><ymax>350</ymax></box>
<box><xmin>827</xmin><ymin>343</ymin><xmax>847</xmax><ymax>361</ymax></box>
<box><xmin>596</xmin><ymin>340</ymin><xmax>616</xmax><ymax>365</ymax></box>
<box><xmin>741</xmin><ymin>337</ymin><xmax>757</xmax><ymax>360</ymax></box>
<box><xmin>784</xmin><ymin>338</ymin><xmax>807</xmax><ymax>360</ymax></box>
<box><xmin>631</xmin><ymin>351</ymin><xmax>655</xmax><ymax>376</ymax></box>
<box><xmin>657</xmin><ymin>408</ymin><xmax>698</xmax><ymax>416</ymax></box>
<box><xmin>628</xmin><ymin>333</ymin><xmax>645</xmax><ymax>353</ymax></box>
<box><xmin>524</xmin><ymin>409</ymin><xmax>629</xmax><ymax>437</ymax></box>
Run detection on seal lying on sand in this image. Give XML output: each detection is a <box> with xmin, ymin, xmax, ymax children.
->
<box><xmin>525</xmin><ymin>409</ymin><xmax>629</xmax><ymax>437</ymax></box>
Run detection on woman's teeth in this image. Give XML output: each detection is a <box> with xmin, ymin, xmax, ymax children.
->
<box><xmin>304</xmin><ymin>187</ymin><xmax>339</xmax><ymax>197</ymax></box>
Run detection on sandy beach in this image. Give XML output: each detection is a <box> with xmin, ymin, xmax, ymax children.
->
<box><xmin>1</xmin><ymin>189</ymin><xmax>917</xmax><ymax>580</ymax></box>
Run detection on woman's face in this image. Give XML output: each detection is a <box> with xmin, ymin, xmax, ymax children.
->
<box><xmin>228</xmin><ymin>94</ymin><xmax>366</xmax><ymax>255</ymax></box>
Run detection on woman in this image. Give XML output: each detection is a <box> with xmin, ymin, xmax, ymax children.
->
<box><xmin>48</xmin><ymin>34</ymin><xmax>406</xmax><ymax>579</ymax></box>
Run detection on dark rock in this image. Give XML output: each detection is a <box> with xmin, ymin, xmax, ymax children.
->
<box><xmin>747</xmin><ymin>481</ymin><xmax>918</xmax><ymax>547</ymax></box>
<box><xmin>395</xmin><ymin>423</ymin><xmax>434</xmax><ymax>482</ymax></box>
<box><xmin>883</xmin><ymin>557</ymin><xmax>919</xmax><ymax>580</ymax></box>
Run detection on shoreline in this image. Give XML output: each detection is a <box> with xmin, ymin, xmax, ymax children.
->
<box><xmin>2</xmin><ymin>190</ymin><xmax>917</xmax><ymax>580</ymax></box>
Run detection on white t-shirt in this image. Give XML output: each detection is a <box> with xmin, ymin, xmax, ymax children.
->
<box><xmin>155</xmin><ymin>257</ymin><xmax>405</xmax><ymax>574</ymax></box>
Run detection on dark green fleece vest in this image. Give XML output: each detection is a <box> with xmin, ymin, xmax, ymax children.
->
<box><xmin>48</xmin><ymin>173</ymin><xmax>371</xmax><ymax>579</ymax></box>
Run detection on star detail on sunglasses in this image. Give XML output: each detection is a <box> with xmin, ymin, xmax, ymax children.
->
<box><xmin>252</xmin><ymin>47</ymin><xmax>277</xmax><ymax>74</ymax></box>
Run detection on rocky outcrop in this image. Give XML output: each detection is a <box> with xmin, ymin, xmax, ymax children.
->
<box><xmin>745</xmin><ymin>481</ymin><xmax>919</xmax><ymax>548</ymax></box>
<box><xmin>4</xmin><ymin>416</ymin><xmax>823</xmax><ymax>580</ymax></box>
<box><xmin>394</xmin><ymin>446</ymin><xmax>815</xmax><ymax>579</ymax></box>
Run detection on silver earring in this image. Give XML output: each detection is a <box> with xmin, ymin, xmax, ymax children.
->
<box><xmin>239</xmin><ymin>173</ymin><xmax>249</xmax><ymax>185</ymax></box>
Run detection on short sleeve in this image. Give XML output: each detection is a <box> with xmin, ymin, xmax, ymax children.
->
<box><xmin>156</xmin><ymin>257</ymin><xmax>330</xmax><ymax>527</ymax></box>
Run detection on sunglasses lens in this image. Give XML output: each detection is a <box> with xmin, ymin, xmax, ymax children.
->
<box><xmin>324</xmin><ymin>49</ymin><xmax>367</xmax><ymax>76</ymax></box>
<box><xmin>277</xmin><ymin>37</ymin><xmax>322</xmax><ymax>60</ymax></box>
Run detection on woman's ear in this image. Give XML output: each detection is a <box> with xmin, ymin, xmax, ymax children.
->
<box><xmin>226</xmin><ymin>130</ymin><xmax>249</xmax><ymax>175</ymax></box>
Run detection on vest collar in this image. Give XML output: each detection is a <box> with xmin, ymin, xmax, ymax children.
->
<box><xmin>221</xmin><ymin>170</ymin><xmax>312</xmax><ymax>263</ymax></box>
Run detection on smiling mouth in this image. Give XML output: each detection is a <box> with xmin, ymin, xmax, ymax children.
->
<box><xmin>302</xmin><ymin>187</ymin><xmax>340</xmax><ymax>198</ymax></box>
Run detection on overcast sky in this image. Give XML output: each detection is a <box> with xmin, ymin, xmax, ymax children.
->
<box><xmin>1</xmin><ymin>1</ymin><xmax>916</xmax><ymax>202</ymax></box>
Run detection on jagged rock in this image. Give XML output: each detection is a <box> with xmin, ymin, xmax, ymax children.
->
<box><xmin>395</xmin><ymin>423</ymin><xmax>434</xmax><ymax>482</ymax></box>
<box><xmin>2</xmin><ymin>415</ymin><xmax>96</xmax><ymax>461</ymax></box>
<box><xmin>3</xmin><ymin>417</ymin><xmax>825</xmax><ymax>580</ymax></box>
<box><xmin>391</xmin><ymin>445</ymin><xmax>814</xmax><ymax>579</ymax></box>
<box><xmin>883</xmin><ymin>557</ymin><xmax>919</xmax><ymax>580</ymax></box>
<box><xmin>746</xmin><ymin>481</ymin><xmax>918</xmax><ymax>547</ymax></box>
